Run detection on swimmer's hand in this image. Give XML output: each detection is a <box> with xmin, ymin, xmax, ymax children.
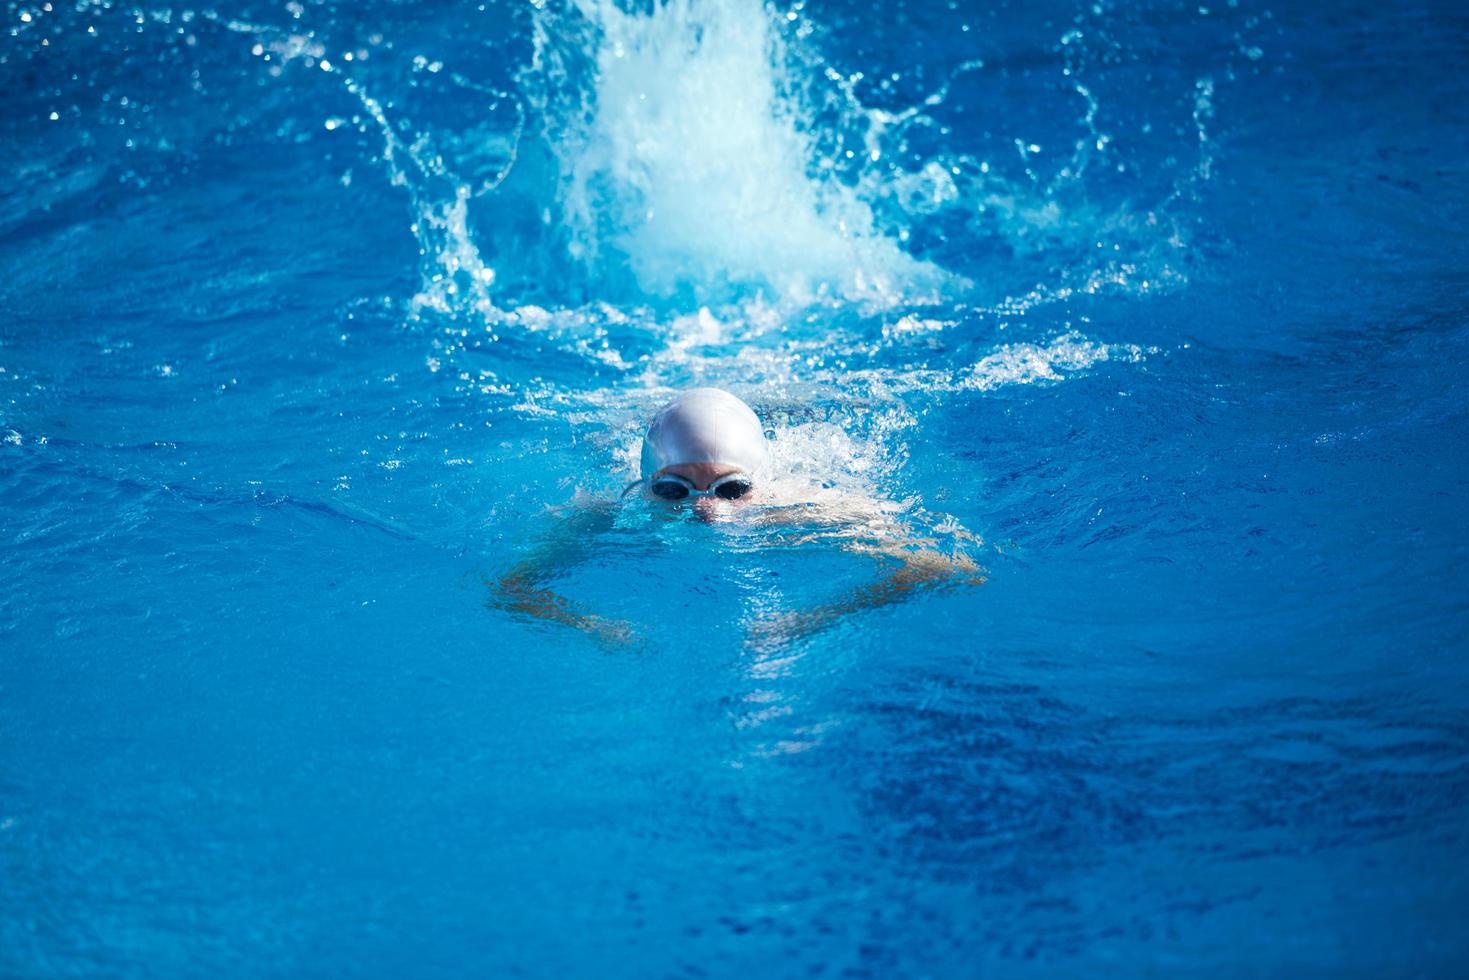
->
<box><xmin>581</xmin><ymin>612</ymin><xmax>641</xmax><ymax>649</ymax></box>
<box><xmin>490</xmin><ymin>571</ymin><xmax>641</xmax><ymax>650</ymax></box>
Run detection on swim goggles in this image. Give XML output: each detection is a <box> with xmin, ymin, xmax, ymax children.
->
<box><xmin>648</xmin><ymin>472</ymin><xmax>754</xmax><ymax>501</ymax></box>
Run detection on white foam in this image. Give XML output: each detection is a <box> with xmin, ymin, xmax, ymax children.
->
<box><xmin>536</xmin><ymin>0</ymin><xmax>948</xmax><ymax>307</ymax></box>
<box><xmin>960</xmin><ymin>331</ymin><xmax>1148</xmax><ymax>392</ymax></box>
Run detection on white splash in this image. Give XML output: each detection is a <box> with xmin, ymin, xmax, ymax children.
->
<box><xmin>961</xmin><ymin>331</ymin><xmax>1147</xmax><ymax>391</ymax></box>
<box><xmin>534</xmin><ymin>0</ymin><xmax>948</xmax><ymax>306</ymax></box>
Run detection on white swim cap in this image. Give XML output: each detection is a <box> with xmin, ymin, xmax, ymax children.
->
<box><xmin>640</xmin><ymin>388</ymin><xmax>770</xmax><ymax>479</ymax></box>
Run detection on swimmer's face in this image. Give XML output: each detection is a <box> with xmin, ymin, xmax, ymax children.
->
<box><xmin>649</xmin><ymin>462</ymin><xmax>758</xmax><ymax>520</ymax></box>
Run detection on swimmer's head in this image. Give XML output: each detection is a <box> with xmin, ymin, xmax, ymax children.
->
<box><xmin>638</xmin><ymin>388</ymin><xmax>770</xmax><ymax>510</ymax></box>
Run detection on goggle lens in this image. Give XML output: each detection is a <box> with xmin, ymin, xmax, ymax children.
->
<box><xmin>715</xmin><ymin>479</ymin><xmax>752</xmax><ymax>500</ymax></box>
<box><xmin>651</xmin><ymin>480</ymin><xmax>690</xmax><ymax>500</ymax></box>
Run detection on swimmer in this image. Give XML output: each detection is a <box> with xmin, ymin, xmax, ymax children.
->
<box><xmin>490</xmin><ymin>387</ymin><xmax>984</xmax><ymax>649</ymax></box>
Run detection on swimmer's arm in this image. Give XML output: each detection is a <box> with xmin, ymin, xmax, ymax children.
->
<box><xmin>487</xmin><ymin>501</ymin><xmax>637</xmax><ymax>646</ymax></box>
<box><xmin>748</xmin><ymin>537</ymin><xmax>984</xmax><ymax>651</ymax></box>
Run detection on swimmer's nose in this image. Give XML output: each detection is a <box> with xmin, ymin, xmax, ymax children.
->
<box><xmin>692</xmin><ymin>496</ymin><xmax>721</xmax><ymax>521</ymax></box>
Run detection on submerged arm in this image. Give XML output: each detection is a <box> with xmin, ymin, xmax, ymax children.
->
<box><xmin>747</xmin><ymin>520</ymin><xmax>985</xmax><ymax>652</ymax></box>
<box><xmin>487</xmin><ymin>499</ymin><xmax>638</xmax><ymax>646</ymax></box>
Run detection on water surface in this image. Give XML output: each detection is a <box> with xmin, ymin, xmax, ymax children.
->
<box><xmin>3</xmin><ymin>0</ymin><xmax>1468</xmax><ymax>975</ymax></box>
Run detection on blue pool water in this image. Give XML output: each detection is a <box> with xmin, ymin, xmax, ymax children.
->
<box><xmin>3</xmin><ymin>0</ymin><xmax>1468</xmax><ymax>974</ymax></box>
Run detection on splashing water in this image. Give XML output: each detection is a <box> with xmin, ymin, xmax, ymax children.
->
<box><xmin>527</xmin><ymin>0</ymin><xmax>948</xmax><ymax>307</ymax></box>
<box><xmin>330</xmin><ymin>0</ymin><xmax>1214</xmax><ymax>321</ymax></box>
